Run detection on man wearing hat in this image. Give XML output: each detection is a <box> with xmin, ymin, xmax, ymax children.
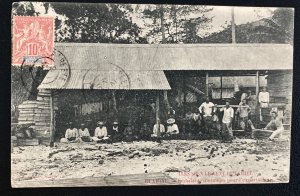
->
<box><xmin>92</xmin><ymin>121</ymin><xmax>109</xmax><ymax>142</ymax></box>
<box><xmin>60</xmin><ymin>122</ymin><xmax>80</xmax><ymax>143</ymax></box>
<box><xmin>151</xmin><ymin>118</ymin><xmax>165</xmax><ymax>138</ymax></box>
<box><xmin>78</xmin><ymin>123</ymin><xmax>91</xmax><ymax>142</ymax></box>
<box><xmin>166</xmin><ymin>118</ymin><xmax>179</xmax><ymax>138</ymax></box>
<box><xmin>263</xmin><ymin>110</ymin><xmax>285</xmax><ymax>141</ymax></box>
<box><xmin>219</xmin><ymin>100</ymin><xmax>234</xmax><ymax>142</ymax></box>
<box><xmin>111</xmin><ymin>121</ymin><xmax>122</xmax><ymax>142</ymax></box>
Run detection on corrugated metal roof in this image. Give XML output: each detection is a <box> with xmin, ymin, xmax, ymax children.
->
<box><xmin>38</xmin><ymin>70</ymin><xmax>171</xmax><ymax>90</ymax></box>
<box><xmin>52</xmin><ymin>43</ymin><xmax>293</xmax><ymax>71</ymax></box>
<box><xmin>38</xmin><ymin>43</ymin><xmax>293</xmax><ymax>90</ymax></box>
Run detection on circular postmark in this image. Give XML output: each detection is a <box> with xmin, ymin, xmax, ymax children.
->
<box><xmin>81</xmin><ymin>61</ymin><xmax>131</xmax><ymax>103</ymax></box>
<box><xmin>19</xmin><ymin>49</ymin><xmax>71</xmax><ymax>97</ymax></box>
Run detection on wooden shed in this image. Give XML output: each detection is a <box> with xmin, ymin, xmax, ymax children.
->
<box><xmin>34</xmin><ymin>43</ymin><xmax>293</xmax><ymax>144</ymax></box>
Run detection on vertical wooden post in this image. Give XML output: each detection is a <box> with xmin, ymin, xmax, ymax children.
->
<box><xmin>49</xmin><ymin>91</ymin><xmax>54</xmax><ymax>147</ymax></box>
<box><xmin>220</xmin><ymin>74</ymin><xmax>223</xmax><ymax>100</ymax></box>
<box><xmin>112</xmin><ymin>90</ymin><xmax>117</xmax><ymax>112</ymax></box>
<box><xmin>255</xmin><ymin>71</ymin><xmax>260</xmax><ymax>127</ymax></box>
<box><xmin>156</xmin><ymin>92</ymin><xmax>160</xmax><ymax>121</ymax></box>
<box><xmin>164</xmin><ymin>90</ymin><xmax>170</xmax><ymax>109</ymax></box>
<box><xmin>205</xmin><ymin>72</ymin><xmax>209</xmax><ymax>97</ymax></box>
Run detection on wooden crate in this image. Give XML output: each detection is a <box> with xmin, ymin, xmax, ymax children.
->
<box><xmin>17</xmin><ymin>139</ymin><xmax>40</xmax><ymax>146</ymax></box>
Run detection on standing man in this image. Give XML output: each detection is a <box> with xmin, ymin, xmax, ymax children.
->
<box><xmin>92</xmin><ymin>121</ymin><xmax>109</xmax><ymax>142</ymax></box>
<box><xmin>247</xmin><ymin>90</ymin><xmax>256</xmax><ymax>121</ymax></box>
<box><xmin>199</xmin><ymin>97</ymin><xmax>216</xmax><ymax>134</ymax></box>
<box><xmin>236</xmin><ymin>99</ymin><xmax>255</xmax><ymax>131</ymax></box>
<box><xmin>219</xmin><ymin>100</ymin><xmax>234</xmax><ymax>142</ymax></box>
<box><xmin>259</xmin><ymin>87</ymin><xmax>270</xmax><ymax>108</ymax></box>
<box><xmin>263</xmin><ymin>111</ymin><xmax>285</xmax><ymax>141</ymax></box>
<box><xmin>259</xmin><ymin>87</ymin><xmax>270</xmax><ymax>121</ymax></box>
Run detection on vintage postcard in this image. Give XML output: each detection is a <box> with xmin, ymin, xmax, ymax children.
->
<box><xmin>11</xmin><ymin>2</ymin><xmax>294</xmax><ymax>187</ymax></box>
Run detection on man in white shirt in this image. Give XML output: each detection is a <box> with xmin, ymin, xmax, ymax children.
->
<box><xmin>165</xmin><ymin>118</ymin><xmax>179</xmax><ymax>139</ymax></box>
<box><xmin>199</xmin><ymin>97</ymin><xmax>217</xmax><ymax>134</ymax></box>
<box><xmin>259</xmin><ymin>87</ymin><xmax>270</xmax><ymax>121</ymax></box>
<box><xmin>60</xmin><ymin>122</ymin><xmax>80</xmax><ymax>143</ymax></box>
<box><xmin>151</xmin><ymin>119</ymin><xmax>166</xmax><ymax>143</ymax></box>
<box><xmin>259</xmin><ymin>87</ymin><xmax>269</xmax><ymax>108</ymax></box>
<box><xmin>91</xmin><ymin>121</ymin><xmax>109</xmax><ymax>142</ymax></box>
<box><xmin>219</xmin><ymin>100</ymin><xmax>234</xmax><ymax>142</ymax></box>
<box><xmin>78</xmin><ymin>123</ymin><xmax>91</xmax><ymax>142</ymax></box>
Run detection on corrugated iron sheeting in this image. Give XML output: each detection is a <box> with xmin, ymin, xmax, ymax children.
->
<box><xmin>53</xmin><ymin>43</ymin><xmax>293</xmax><ymax>71</ymax></box>
<box><xmin>38</xmin><ymin>70</ymin><xmax>171</xmax><ymax>90</ymax></box>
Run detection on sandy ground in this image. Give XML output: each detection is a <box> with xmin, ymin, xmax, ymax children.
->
<box><xmin>11</xmin><ymin>136</ymin><xmax>290</xmax><ymax>186</ymax></box>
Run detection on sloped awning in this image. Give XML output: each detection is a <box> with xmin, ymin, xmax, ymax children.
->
<box><xmin>38</xmin><ymin>70</ymin><xmax>171</xmax><ymax>90</ymax></box>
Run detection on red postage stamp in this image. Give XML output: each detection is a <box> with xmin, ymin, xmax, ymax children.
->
<box><xmin>12</xmin><ymin>16</ymin><xmax>54</xmax><ymax>66</ymax></box>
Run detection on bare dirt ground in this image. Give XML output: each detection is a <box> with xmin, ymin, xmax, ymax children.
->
<box><xmin>11</xmin><ymin>136</ymin><xmax>290</xmax><ymax>187</ymax></box>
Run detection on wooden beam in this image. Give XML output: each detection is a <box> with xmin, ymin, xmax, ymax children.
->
<box><xmin>255</xmin><ymin>71</ymin><xmax>260</xmax><ymax>127</ymax></box>
<box><xmin>206</xmin><ymin>72</ymin><xmax>209</xmax><ymax>96</ymax></box>
<box><xmin>220</xmin><ymin>74</ymin><xmax>223</xmax><ymax>100</ymax></box>
<box><xmin>49</xmin><ymin>91</ymin><xmax>54</xmax><ymax>147</ymax></box>
<box><xmin>164</xmin><ymin>90</ymin><xmax>171</xmax><ymax>111</ymax></box>
<box><xmin>156</xmin><ymin>93</ymin><xmax>160</xmax><ymax>121</ymax></box>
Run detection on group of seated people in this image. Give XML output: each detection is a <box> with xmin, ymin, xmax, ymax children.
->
<box><xmin>61</xmin><ymin>95</ymin><xmax>284</xmax><ymax>143</ymax></box>
<box><xmin>60</xmin><ymin>117</ymin><xmax>181</xmax><ymax>143</ymax></box>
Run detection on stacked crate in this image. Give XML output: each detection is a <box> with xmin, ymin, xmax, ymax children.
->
<box><xmin>16</xmin><ymin>89</ymin><xmax>53</xmax><ymax>144</ymax></box>
<box><xmin>17</xmin><ymin>101</ymin><xmax>37</xmax><ymax>125</ymax></box>
<box><xmin>34</xmin><ymin>89</ymin><xmax>52</xmax><ymax>139</ymax></box>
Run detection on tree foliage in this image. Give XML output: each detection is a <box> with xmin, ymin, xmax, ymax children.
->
<box><xmin>201</xmin><ymin>8</ymin><xmax>294</xmax><ymax>44</ymax></box>
<box><xmin>51</xmin><ymin>3</ymin><xmax>147</xmax><ymax>43</ymax></box>
<box><xmin>136</xmin><ymin>4</ymin><xmax>213</xmax><ymax>43</ymax></box>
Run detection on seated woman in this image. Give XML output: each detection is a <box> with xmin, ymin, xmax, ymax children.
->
<box><xmin>263</xmin><ymin>111</ymin><xmax>285</xmax><ymax>141</ymax></box>
<box><xmin>60</xmin><ymin>122</ymin><xmax>80</xmax><ymax>143</ymax></box>
<box><xmin>123</xmin><ymin>120</ymin><xmax>138</xmax><ymax>142</ymax></box>
<box><xmin>139</xmin><ymin>122</ymin><xmax>152</xmax><ymax>140</ymax></box>
<box><xmin>165</xmin><ymin>118</ymin><xmax>179</xmax><ymax>139</ymax></box>
<box><xmin>78</xmin><ymin>123</ymin><xmax>91</xmax><ymax>142</ymax></box>
<box><xmin>91</xmin><ymin>121</ymin><xmax>109</xmax><ymax>142</ymax></box>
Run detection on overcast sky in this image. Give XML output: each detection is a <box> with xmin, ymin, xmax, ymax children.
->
<box><xmin>35</xmin><ymin>3</ymin><xmax>275</xmax><ymax>37</ymax></box>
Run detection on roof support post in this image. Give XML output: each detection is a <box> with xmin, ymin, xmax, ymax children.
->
<box><xmin>49</xmin><ymin>91</ymin><xmax>55</xmax><ymax>147</ymax></box>
<box><xmin>255</xmin><ymin>71</ymin><xmax>260</xmax><ymax>127</ymax></box>
<box><xmin>112</xmin><ymin>90</ymin><xmax>117</xmax><ymax>113</ymax></box>
<box><xmin>220</xmin><ymin>74</ymin><xmax>223</xmax><ymax>100</ymax></box>
<box><xmin>164</xmin><ymin>90</ymin><xmax>170</xmax><ymax>110</ymax></box>
<box><xmin>206</xmin><ymin>72</ymin><xmax>209</xmax><ymax>97</ymax></box>
<box><xmin>156</xmin><ymin>92</ymin><xmax>160</xmax><ymax>121</ymax></box>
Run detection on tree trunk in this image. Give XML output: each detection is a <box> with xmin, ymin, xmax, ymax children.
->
<box><xmin>159</xmin><ymin>5</ymin><xmax>166</xmax><ymax>44</ymax></box>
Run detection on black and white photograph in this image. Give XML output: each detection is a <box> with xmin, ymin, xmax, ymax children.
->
<box><xmin>10</xmin><ymin>2</ymin><xmax>294</xmax><ymax>187</ymax></box>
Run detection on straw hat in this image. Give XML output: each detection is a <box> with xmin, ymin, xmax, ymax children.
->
<box><xmin>167</xmin><ymin>118</ymin><xmax>175</xmax><ymax>124</ymax></box>
<box><xmin>270</xmin><ymin>110</ymin><xmax>278</xmax><ymax>116</ymax></box>
<box><xmin>97</xmin><ymin>121</ymin><xmax>104</xmax><ymax>125</ymax></box>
